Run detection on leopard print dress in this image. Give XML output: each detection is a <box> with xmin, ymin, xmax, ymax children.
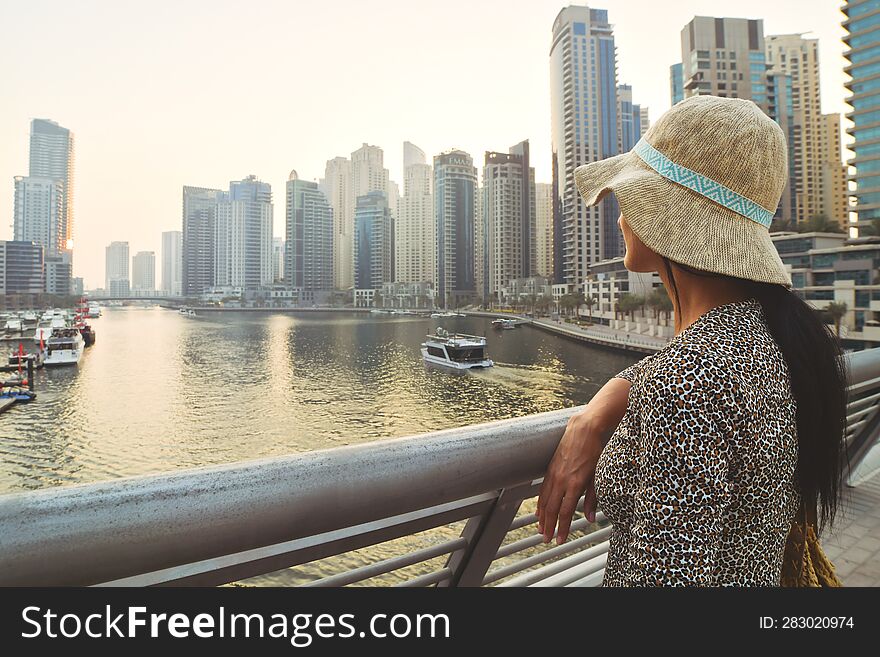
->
<box><xmin>593</xmin><ymin>297</ymin><xmax>802</xmax><ymax>586</ymax></box>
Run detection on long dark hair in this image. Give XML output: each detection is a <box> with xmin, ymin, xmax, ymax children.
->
<box><xmin>660</xmin><ymin>256</ymin><xmax>849</xmax><ymax>532</ymax></box>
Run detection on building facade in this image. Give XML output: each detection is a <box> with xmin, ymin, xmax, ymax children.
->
<box><xmin>215</xmin><ymin>176</ymin><xmax>273</xmax><ymax>291</ymax></box>
<box><xmin>13</xmin><ymin>176</ymin><xmax>63</xmax><ymax>255</ymax></box>
<box><xmin>843</xmin><ymin>1</ymin><xmax>880</xmax><ymax>227</ymax></box>
<box><xmin>434</xmin><ymin>150</ymin><xmax>477</xmax><ymax>308</ymax></box>
<box><xmin>550</xmin><ymin>6</ymin><xmax>633</xmax><ymax>287</ymax></box>
<box><xmin>28</xmin><ymin>119</ymin><xmax>74</xmax><ymax>253</ymax></box>
<box><xmin>182</xmin><ymin>186</ymin><xmax>224</xmax><ymax>297</ymax></box>
<box><xmin>105</xmin><ymin>241</ymin><xmax>130</xmax><ymax>297</ymax></box>
<box><xmin>161</xmin><ymin>230</ymin><xmax>182</xmax><ymax>296</ymax></box>
<box><xmin>0</xmin><ymin>241</ymin><xmax>44</xmax><ymax>295</ymax></box>
<box><xmin>670</xmin><ymin>63</ymin><xmax>684</xmax><ymax>104</ymax></box>
<box><xmin>285</xmin><ymin>172</ymin><xmax>334</xmax><ymax>293</ymax></box>
<box><xmin>396</xmin><ymin>142</ymin><xmax>434</xmax><ymax>285</ymax></box>
<box><xmin>321</xmin><ymin>156</ymin><xmax>354</xmax><ymax>290</ymax></box>
<box><xmin>132</xmin><ymin>251</ymin><xmax>156</xmax><ymax>293</ymax></box>
<box><xmin>353</xmin><ymin>191</ymin><xmax>393</xmax><ymax>291</ymax></box>
<box><xmin>535</xmin><ymin>182</ymin><xmax>554</xmax><ymax>279</ymax></box>
<box><xmin>481</xmin><ymin>140</ymin><xmax>536</xmax><ymax>301</ymax></box>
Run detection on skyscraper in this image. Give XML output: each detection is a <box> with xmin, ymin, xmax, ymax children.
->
<box><xmin>28</xmin><ymin>119</ymin><xmax>74</xmax><ymax>252</ymax></box>
<box><xmin>321</xmin><ymin>157</ymin><xmax>354</xmax><ymax>290</ymax></box>
<box><xmin>285</xmin><ymin>171</ymin><xmax>334</xmax><ymax>293</ymax></box>
<box><xmin>535</xmin><ymin>182</ymin><xmax>554</xmax><ymax>279</ymax></box>
<box><xmin>161</xmin><ymin>230</ymin><xmax>182</xmax><ymax>296</ymax></box>
<box><xmin>215</xmin><ymin>176</ymin><xmax>273</xmax><ymax>290</ymax></box>
<box><xmin>670</xmin><ymin>63</ymin><xmax>684</xmax><ymax>105</ymax></box>
<box><xmin>550</xmin><ymin>6</ymin><xmax>631</xmax><ymax>286</ymax></box>
<box><xmin>396</xmin><ymin>143</ymin><xmax>434</xmax><ymax>284</ymax></box>
<box><xmin>13</xmin><ymin>176</ymin><xmax>63</xmax><ymax>254</ymax></box>
<box><xmin>434</xmin><ymin>150</ymin><xmax>477</xmax><ymax>307</ymax></box>
<box><xmin>843</xmin><ymin>1</ymin><xmax>880</xmax><ymax>228</ymax></box>
<box><xmin>354</xmin><ymin>191</ymin><xmax>393</xmax><ymax>290</ymax></box>
<box><xmin>182</xmin><ymin>185</ymin><xmax>224</xmax><ymax>297</ymax></box>
<box><xmin>132</xmin><ymin>251</ymin><xmax>156</xmax><ymax>293</ymax></box>
<box><xmin>273</xmin><ymin>237</ymin><xmax>285</xmax><ymax>283</ymax></box>
<box><xmin>481</xmin><ymin>140</ymin><xmax>536</xmax><ymax>300</ymax></box>
<box><xmin>639</xmin><ymin>106</ymin><xmax>650</xmax><ymax>136</ymax></box>
<box><xmin>821</xmin><ymin>113</ymin><xmax>849</xmax><ymax>229</ymax></box>
<box><xmin>105</xmin><ymin>241</ymin><xmax>130</xmax><ymax>297</ymax></box>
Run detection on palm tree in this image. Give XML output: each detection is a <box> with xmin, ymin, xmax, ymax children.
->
<box><xmin>825</xmin><ymin>301</ymin><xmax>848</xmax><ymax>338</ymax></box>
<box><xmin>617</xmin><ymin>293</ymin><xmax>639</xmax><ymax>322</ymax></box>
<box><xmin>584</xmin><ymin>294</ymin><xmax>598</xmax><ymax>324</ymax></box>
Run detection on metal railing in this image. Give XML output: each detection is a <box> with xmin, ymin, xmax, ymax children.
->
<box><xmin>2</xmin><ymin>348</ymin><xmax>880</xmax><ymax>587</ymax></box>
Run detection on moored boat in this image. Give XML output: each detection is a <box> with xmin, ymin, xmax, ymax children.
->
<box><xmin>44</xmin><ymin>328</ymin><xmax>84</xmax><ymax>366</ymax></box>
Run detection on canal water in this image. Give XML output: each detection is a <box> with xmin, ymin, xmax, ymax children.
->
<box><xmin>0</xmin><ymin>307</ymin><xmax>638</xmax><ymax>584</ymax></box>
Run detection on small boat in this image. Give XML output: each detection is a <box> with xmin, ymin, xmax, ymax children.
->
<box><xmin>1</xmin><ymin>350</ymin><xmax>44</xmax><ymax>372</ymax></box>
<box><xmin>22</xmin><ymin>311</ymin><xmax>38</xmax><ymax>324</ymax></box>
<box><xmin>492</xmin><ymin>318</ymin><xmax>517</xmax><ymax>330</ymax></box>
<box><xmin>421</xmin><ymin>328</ymin><xmax>494</xmax><ymax>370</ymax></box>
<box><xmin>4</xmin><ymin>318</ymin><xmax>23</xmax><ymax>333</ymax></box>
<box><xmin>430</xmin><ymin>311</ymin><xmax>461</xmax><ymax>318</ymax></box>
<box><xmin>44</xmin><ymin>328</ymin><xmax>84</xmax><ymax>366</ymax></box>
<box><xmin>34</xmin><ymin>326</ymin><xmax>53</xmax><ymax>342</ymax></box>
<box><xmin>87</xmin><ymin>303</ymin><xmax>102</xmax><ymax>318</ymax></box>
<box><xmin>178</xmin><ymin>307</ymin><xmax>197</xmax><ymax>317</ymax></box>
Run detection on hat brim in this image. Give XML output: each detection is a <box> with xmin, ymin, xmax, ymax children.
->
<box><xmin>574</xmin><ymin>151</ymin><xmax>792</xmax><ymax>288</ymax></box>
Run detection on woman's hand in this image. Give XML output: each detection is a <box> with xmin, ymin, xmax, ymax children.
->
<box><xmin>536</xmin><ymin>377</ymin><xmax>631</xmax><ymax>544</ymax></box>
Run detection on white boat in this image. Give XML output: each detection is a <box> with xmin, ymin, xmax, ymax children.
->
<box><xmin>87</xmin><ymin>303</ymin><xmax>101</xmax><ymax>318</ymax></box>
<box><xmin>421</xmin><ymin>328</ymin><xmax>493</xmax><ymax>370</ymax></box>
<box><xmin>22</xmin><ymin>311</ymin><xmax>38</xmax><ymax>324</ymax></box>
<box><xmin>492</xmin><ymin>318</ymin><xmax>517</xmax><ymax>330</ymax></box>
<box><xmin>44</xmin><ymin>328</ymin><xmax>84</xmax><ymax>366</ymax></box>
<box><xmin>178</xmin><ymin>307</ymin><xmax>197</xmax><ymax>317</ymax></box>
<box><xmin>33</xmin><ymin>326</ymin><xmax>53</xmax><ymax>342</ymax></box>
<box><xmin>430</xmin><ymin>311</ymin><xmax>462</xmax><ymax>318</ymax></box>
<box><xmin>41</xmin><ymin>310</ymin><xmax>54</xmax><ymax>322</ymax></box>
<box><xmin>4</xmin><ymin>318</ymin><xmax>22</xmax><ymax>333</ymax></box>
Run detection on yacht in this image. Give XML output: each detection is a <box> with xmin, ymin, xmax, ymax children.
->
<box><xmin>87</xmin><ymin>303</ymin><xmax>102</xmax><ymax>318</ymax></box>
<box><xmin>4</xmin><ymin>317</ymin><xmax>23</xmax><ymax>333</ymax></box>
<box><xmin>492</xmin><ymin>318</ymin><xmax>517</xmax><ymax>330</ymax></box>
<box><xmin>178</xmin><ymin>307</ymin><xmax>197</xmax><ymax>317</ymax></box>
<box><xmin>22</xmin><ymin>311</ymin><xmax>38</xmax><ymax>325</ymax></box>
<box><xmin>44</xmin><ymin>328</ymin><xmax>85</xmax><ymax>366</ymax></box>
<box><xmin>421</xmin><ymin>328</ymin><xmax>493</xmax><ymax>370</ymax></box>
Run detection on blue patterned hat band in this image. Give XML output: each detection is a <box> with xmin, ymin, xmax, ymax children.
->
<box><xmin>633</xmin><ymin>137</ymin><xmax>774</xmax><ymax>228</ymax></box>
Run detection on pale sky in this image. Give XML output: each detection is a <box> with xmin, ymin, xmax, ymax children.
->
<box><xmin>0</xmin><ymin>0</ymin><xmax>849</xmax><ymax>288</ymax></box>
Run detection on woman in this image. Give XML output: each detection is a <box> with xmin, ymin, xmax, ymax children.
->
<box><xmin>535</xmin><ymin>95</ymin><xmax>848</xmax><ymax>586</ymax></box>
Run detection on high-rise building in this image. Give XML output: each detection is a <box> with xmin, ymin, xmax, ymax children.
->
<box><xmin>215</xmin><ymin>176</ymin><xmax>273</xmax><ymax>291</ymax></box>
<box><xmin>105</xmin><ymin>241</ymin><xmax>130</xmax><ymax>297</ymax></box>
<box><xmin>396</xmin><ymin>143</ymin><xmax>434</xmax><ymax>284</ymax></box>
<box><xmin>670</xmin><ymin>63</ymin><xmax>684</xmax><ymax>105</ymax></box>
<box><xmin>535</xmin><ymin>183</ymin><xmax>554</xmax><ymax>279</ymax></box>
<box><xmin>765</xmin><ymin>34</ymin><xmax>826</xmax><ymax>226</ymax></box>
<box><xmin>403</xmin><ymin>141</ymin><xmax>427</xmax><ymax>169</ymax></box>
<box><xmin>680</xmin><ymin>16</ymin><xmax>767</xmax><ymax>102</ymax></box>
<box><xmin>821</xmin><ymin>113</ymin><xmax>849</xmax><ymax>229</ymax></box>
<box><xmin>182</xmin><ymin>186</ymin><xmax>224</xmax><ymax>297</ymax></box>
<box><xmin>321</xmin><ymin>157</ymin><xmax>354</xmax><ymax>290</ymax></box>
<box><xmin>353</xmin><ymin>191</ymin><xmax>393</xmax><ymax>290</ymax></box>
<box><xmin>132</xmin><ymin>251</ymin><xmax>156</xmax><ymax>293</ymax></box>
<box><xmin>28</xmin><ymin>119</ymin><xmax>74</xmax><ymax>252</ymax></box>
<box><xmin>639</xmin><ymin>106</ymin><xmax>650</xmax><ymax>137</ymax></box>
<box><xmin>45</xmin><ymin>252</ymin><xmax>72</xmax><ymax>296</ymax></box>
<box><xmin>550</xmin><ymin>6</ymin><xmax>632</xmax><ymax>285</ymax></box>
<box><xmin>618</xmin><ymin>85</ymin><xmax>642</xmax><ymax>152</ymax></box>
<box><xmin>285</xmin><ymin>171</ymin><xmax>334</xmax><ymax>292</ymax></box>
<box><xmin>13</xmin><ymin>176</ymin><xmax>63</xmax><ymax>254</ymax></box>
<box><xmin>161</xmin><ymin>230</ymin><xmax>182</xmax><ymax>296</ymax></box>
<box><xmin>273</xmin><ymin>237</ymin><xmax>284</xmax><ymax>283</ymax></box>
<box><xmin>481</xmin><ymin>140</ymin><xmax>536</xmax><ymax>300</ymax></box>
<box><xmin>434</xmin><ymin>150</ymin><xmax>477</xmax><ymax>307</ymax></box>
<box><xmin>843</xmin><ymin>1</ymin><xmax>880</xmax><ymax>227</ymax></box>
<box><xmin>0</xmin><ymin>241</ymin><xmax>44</xmax><ymax>295</ymax></box>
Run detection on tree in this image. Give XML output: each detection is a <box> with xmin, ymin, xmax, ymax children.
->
<box><xmin>825</xmin><ymin>301</ymin><xmax>848</xmax><ymax>338</ymax></box>
<box><xmin>526</xmin><ymin>294</ymin><xmax>538</xmax><ymax>316</ymax></box>
<box><xmin>571</xmin><ymin>291</ymin><xmax>586</xmax><ymax>320</ymax></box>
<box><xmin>583</xmin><ymin>294</ymin><xmax>598</xmax><ymax>324</ymax></box>
<box><xmin>769</xmin><ymin>218</ymin><xmax>793</xmax><ymax>233</ymax></box>
<box><xmin>617</xmin><ymin>293</ymin><xmax>639</xmax><ymax>321</ymax></box>
<box><xmin>798</xmin><ymin>214</ymin><xmax>844</xmax><ymax>234</ymax></box>
<box><xmin>559</xmin><ymin>294</ymin><xmax>574</xmax><ymax>317</ymax></box>
<box><xmin>373</xmin><ymin>290</ymin><xmax>383</xmax><ymax>308</ymax></box>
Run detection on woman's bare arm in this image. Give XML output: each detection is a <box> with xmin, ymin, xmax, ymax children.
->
<box><xmin>536</xmin><ymin>377</ymin><xmax>631</xmax><ymax>544</ymax></box>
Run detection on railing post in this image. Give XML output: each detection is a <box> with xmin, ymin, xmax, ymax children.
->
<box><xmin>440</xmin><ymin>482</ymin><xmax>532</xmax><ymax>587</ymax></box>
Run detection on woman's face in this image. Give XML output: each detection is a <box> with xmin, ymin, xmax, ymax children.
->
<box><xmin>619</xmin><ymin>213</ymin><xmax>663</xmax><ymax>273</ymax></box>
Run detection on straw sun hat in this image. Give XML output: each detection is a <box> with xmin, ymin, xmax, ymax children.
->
<box><xmin>574</xmin><ymin>94</ymin><xmax>792</xmax><ymax>287</ymax></box>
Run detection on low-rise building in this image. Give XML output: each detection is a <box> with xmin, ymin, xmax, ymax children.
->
<box><xmin>379</xmin><ymin>281</ymin><xmax>435</xmax><ymax>309</ymax></box>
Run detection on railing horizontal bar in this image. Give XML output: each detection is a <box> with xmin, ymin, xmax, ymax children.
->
<box><xmin>490</xmin><ymin>531</ymin><xmax>612</xmax><ymax>586</ymax></box>
<box><xmin>846</xmin><ymin>406</ymin><xmax>878</xmax><ymax>425</ymax></box>
<box><xmin>566</xmin><ymin>570</ymin><xmax>606</xmax><ymax>587</ymax></box>
<box><xmin>305</xmin><ymin>538</ymin><xmax>468</xmax><ymax>587</ymax></box>
<box><xmin>845</xmin><ymin>375</ymin><xmax>880</xmax><ymax>396</ymax></box>
<box><xmin>846</xmin><ymin>390</ymin><xmax>880</xmax><ymax>411</ymax></box>
<box><xmin>530</xmin><ymin>553</ymin><xmax>609</xmax><ymax>587</ymax></box>
<box><xmin>495</xmin><ymin>516</ymin><xmax>595</xmax><ymax>559</ymax></box>
<box><xmin>847</xmin><ymin>418</ymin><xmax>868</xmax><ymax>436</ymax></box>
<box><xmin>100</xmin><ymin>495</ymin><xmax>495</xmax><ymax>587</ymax></box>
<box><xmin>395</xmin><ymin>568</ymin><xmax>452</xmax><ymax>587</ymax></box>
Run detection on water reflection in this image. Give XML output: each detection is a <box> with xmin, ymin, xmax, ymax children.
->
<box><xmin>0</xmin><ymin>308</ymin><xmax>637</xmax><ymax>494</ymax></box>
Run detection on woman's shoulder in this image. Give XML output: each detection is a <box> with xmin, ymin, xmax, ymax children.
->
<box><xmin>637</xmin><ymin>341</ymin><xmax>741</xmax><ymax>408</ymax></box>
